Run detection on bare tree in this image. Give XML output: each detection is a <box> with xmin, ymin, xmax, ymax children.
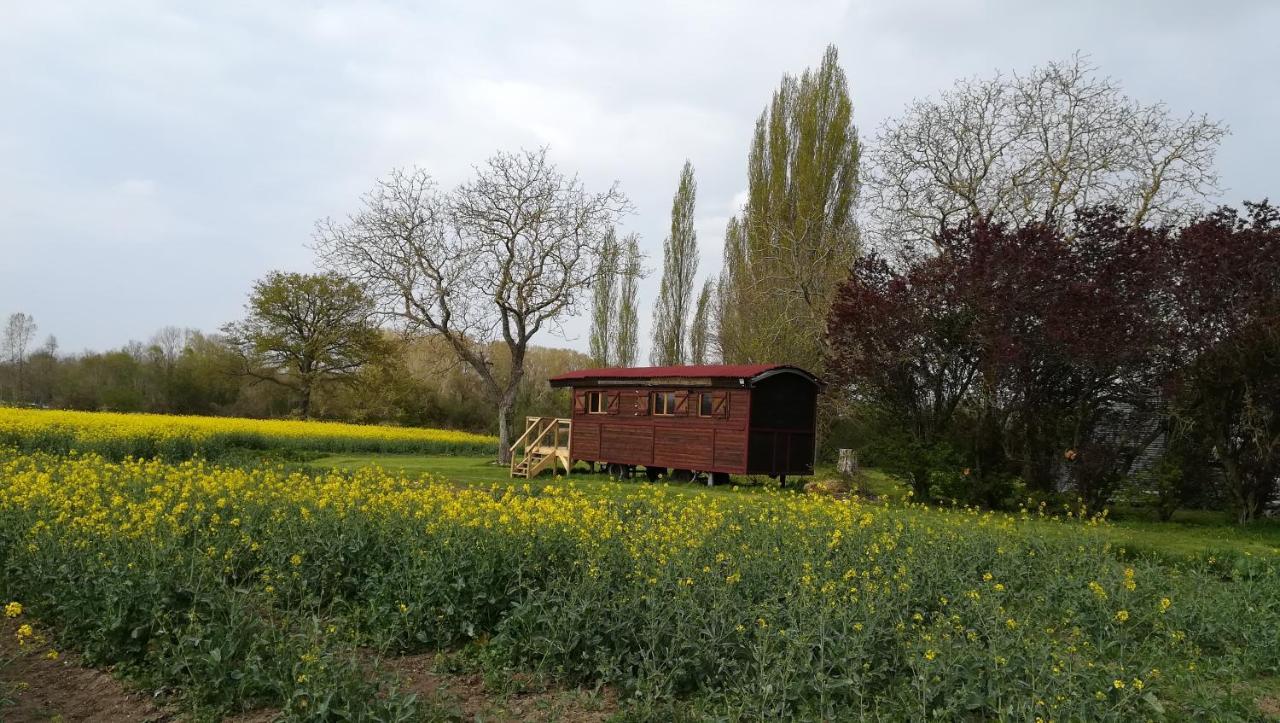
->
<box><xmin>3</xmin><ymin>313</ymin><xmax>38</xmax><ymax>402</ymax></box>
<box><xmin>150</xmin><ymin>326</ymin><xmax>192</xmax><ymax>368</ymax></box>
<box><xmin>867</xmin><ymin>54</ymin><xmax>1227</xmax><ymax>253</ymax></box>
<box><xmin>145</xmin><ymin>326</ymin><xmax>194</xmax><ymax>412</ymax></box>
<box><xmin>315</xmin><ymin>148</ymin><xmax>630</xmax><ymax>461</ymax></box>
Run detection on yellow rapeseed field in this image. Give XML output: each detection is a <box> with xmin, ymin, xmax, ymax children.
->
<box><xmin>0</xmin><ymin>406</ymin><xmax>496</xmax><ymax>458</ymax></box>
<box><xmin>2</xmin><ymin>446</ymin><xmax>1276</xmax><ymax>720</ymax></box>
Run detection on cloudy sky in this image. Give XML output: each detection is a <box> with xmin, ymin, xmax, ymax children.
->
<box><xmin>3</xmin><ymin>0</ymin><xmax>1277</xmax><ymax>357</ymax></box>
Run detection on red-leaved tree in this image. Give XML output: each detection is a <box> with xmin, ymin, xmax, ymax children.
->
<box><xmin>1168</xmin><ymin>202</ymin><xmax>1280</xmax><ymax>522</ymax></box>
<box><xmin>829</xmin><ymin>210</ymin><xmax>1171</xmax><ymax>507</ymax></box>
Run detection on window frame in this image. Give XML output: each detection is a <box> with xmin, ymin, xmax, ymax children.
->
<box><xmin>651</xmin><ymin>391</ymin><xmax>677</xmax><ymax>416</ymax></box>
<box><xmin>586</xmin><ymin>390</ymin><xmax>606</xmax><ymax>414</ymax></box>
<box><xmin>698</xmin><ymin>392</ymin><xmax>715</xmax><ymax>417</ymax></box>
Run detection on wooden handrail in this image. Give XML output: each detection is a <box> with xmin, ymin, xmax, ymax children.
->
<box><xmin>510</xmin><ymin>418</ymin><xmax>542</xmax><ymax>454</ymax></box>
<box><xmin>509</xmin><ymin>417</ymin><xmax>572</xmax><ymax>476</ymax></box>
<box><xmin>509</xmin><ymin>421</ymin><xmax>538</xmax><ymax>474</ymax></box>
<box><xmin>509</xmin><ymin>417</ymin><xmax>570</xmax><ymax>473</ymax></box>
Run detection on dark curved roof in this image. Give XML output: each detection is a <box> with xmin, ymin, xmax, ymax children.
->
<box><xmin>549</xmin><ymin>364</ymin><xmax>821</xmax><ymax>388</ymax></box>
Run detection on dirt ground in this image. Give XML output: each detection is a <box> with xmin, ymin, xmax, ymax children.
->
<box><xmin>0</xmin><ymin>618</ymin><xmax>168</xmax><ymax>722</ymax></box>
<box><xmin>384</xmin><ymin>653</ymin><xmax>617</xmax><ymax>723</ymax></box>
<box><xmin>1257</xmin><ymin>694</ymin><xmax>1280</xmax><ymax>719</ymax></box>
<box><xmin>2</xmin><ymin>619</ymin><xmax>615</xmax><ymax>723</ymax></box>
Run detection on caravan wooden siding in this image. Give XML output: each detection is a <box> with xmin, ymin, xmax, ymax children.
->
<box><xmin>548</xmin><ymin>364</ymin><xmax>822</xmax><ymax>480</ymax></box>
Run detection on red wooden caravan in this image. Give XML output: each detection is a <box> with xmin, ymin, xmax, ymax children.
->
<box><xmin>513</xmin><ymin>364</ymin><xmax>821</xmax><ymax>484</ymax></box>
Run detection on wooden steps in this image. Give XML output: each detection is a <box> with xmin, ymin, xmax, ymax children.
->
<box><xmin>510</xmin><ymin>417</ymin><xmax>571</xmax><ymax>478</ymax></box>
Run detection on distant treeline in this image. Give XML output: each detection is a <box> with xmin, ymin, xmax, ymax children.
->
<box><xmin>0</xmin><ymin>327</ymin><xmax>583</xmax><ymax>435</ymax></box>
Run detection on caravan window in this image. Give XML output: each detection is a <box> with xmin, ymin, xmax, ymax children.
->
<box><xmin>651</xmin><ymin>391</ymin><xmax>677</xmax><ymax>416</ymax></box>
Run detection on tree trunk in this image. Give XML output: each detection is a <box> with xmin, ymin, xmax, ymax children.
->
<box><xmin>1218</xmin><ymin>444</ymin><xmax>1255</xmax><ymax>525</ymax></box>
<box><xmin>496</xmin><ymin>400</ymin><xmax>515</xmax><ymax>464</ymax></box>
<box><xmin>495</xmin><ymin>354</ymin><xmax>526</xmax><ymax>465</ymax></box>
<box><xmin>299</xmin><ymin>384</ymin><xmax>312</xmax><ymax>420</ymax></box>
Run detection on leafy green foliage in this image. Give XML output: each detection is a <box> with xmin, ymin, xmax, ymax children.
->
<box><xmin>588</xmin><ymin>229</ymin><xmax>621</xmax><ymax>366</ymax></box>
<box><xmin>687</xmin><ymin>280</ymin><xmax>714</xmax><ymax>366</ymax></box>
<box><xmin>222</xmin><ymin>271</ymin><xmax>386</xmax><ymax>418</ymax></box>
<box><xmin>718</xmin><ymin>44</ymin><xmax>860</xmax><ymax>373</ymax></box>
<box><xmin>651</xmin><ymin>160</ymin><xmax>700</xmax><ymax>366</ymax></box>
<box><xmin>614</xmin><ymin>234</ymin><xmax>644</xmax><ymax>367</ymax></box>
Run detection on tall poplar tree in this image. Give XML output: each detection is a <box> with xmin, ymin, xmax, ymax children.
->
<box><xmin>650</xmin><ymin>160</ymin><xmax>699</xmax><ymax>366</ymax></box>
<box><xmin>614</xmin><ymin>234</ymin><xmax>643</xmax><ymax>367</ymax></box>
<box><xmin>588</xmin><ymin>229</ymin><xmax>621</xmax><ymax>366</ymax></box>
<box><xmin>717</xmin><ymin>45</ymin><xmax>860</xmax><ymax>372</ymax></box>
<box><xmin>688</xmin><ymin>279</ymin><xmax>714</xmax><ymax>365</ymax></box>
<box><xmin>715</xmin><ymin>217</ymin><xmax>746</xmax><ymax>363</ymax></box>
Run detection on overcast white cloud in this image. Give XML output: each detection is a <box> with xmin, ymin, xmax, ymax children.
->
<box><xmin>2</xmin><ymin>0</ymin><xmax>1277</xmax><ymax>356</ymax></box>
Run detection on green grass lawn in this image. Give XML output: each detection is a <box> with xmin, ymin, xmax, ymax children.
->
<box><xmin>308</xmin><ymin>453</ymin><xmax>783</xmax><ymax>500</ymax></box>
<box><xmin>1103</xmin><ymin>509</ymin><xmax>1280</xmax><ymax>561</ymax></box>
<box><xmin>309</xmin><ymin>453</ymin><xmax>1280</xmax><ymax>563</ymax></box>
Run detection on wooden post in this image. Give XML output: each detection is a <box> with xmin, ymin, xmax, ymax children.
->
<box><xmin>837</xmin><ymin>449</ymin><xmax>859</xmax><ymax>477</ymax></box>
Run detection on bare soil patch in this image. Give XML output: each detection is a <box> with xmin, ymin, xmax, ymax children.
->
<box><xmin>1258</xmin><ymin>694</ymin><xmax>1280</xmax><ymax>719</ymax></box>
<box><xmin>4</xmin><ymin>617</ymin><xmax>615</xmax><ymax>723</ymax></box>
<box><xmin>0</xmin><ymin>618</ymin><xmax>167</xmax><ymax>722</ymax></box>
<box><xmin>385</xmin><ymin>653</ymin><xmax>618</xmax><ymax>722</ymax></box>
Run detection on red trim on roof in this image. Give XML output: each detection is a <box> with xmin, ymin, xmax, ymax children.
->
<box><xmin>549</xmin><ymin>364</ymin><xmax>808</xmax><ymax>382</ymax></box>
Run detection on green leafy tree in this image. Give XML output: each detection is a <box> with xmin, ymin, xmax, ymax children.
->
<box><xmin>714</xmin><ymin>217</ymin><xmax>746</xmax><ymax>363</ymax></box>
<box><xmin>615</xmin><ymin>234</ymin><xmax>643</xmax><ymax>367</ymax></box>
<box><xmin>588</xmin><ymin>229</ymin><xmax>621</xmax><ymax>366</ymax></box>
<box><xmin>651</xmin><ymin>160</ymin><xmax>699</xmax><ymax>365</ymax></box>
<box><xmin>688</xmin><ymin>280</ymin><xmax>714</xmax><ymax>365</ymax></box>
<box><xmin>718</xmin><ymin>44</ymin><xmax>860</xmax><ymax>372</ymax></box>
<box><xmin>222</xmin><ymin>271</ymin><xmax>385</xmax><ymax>418</ymax></box>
